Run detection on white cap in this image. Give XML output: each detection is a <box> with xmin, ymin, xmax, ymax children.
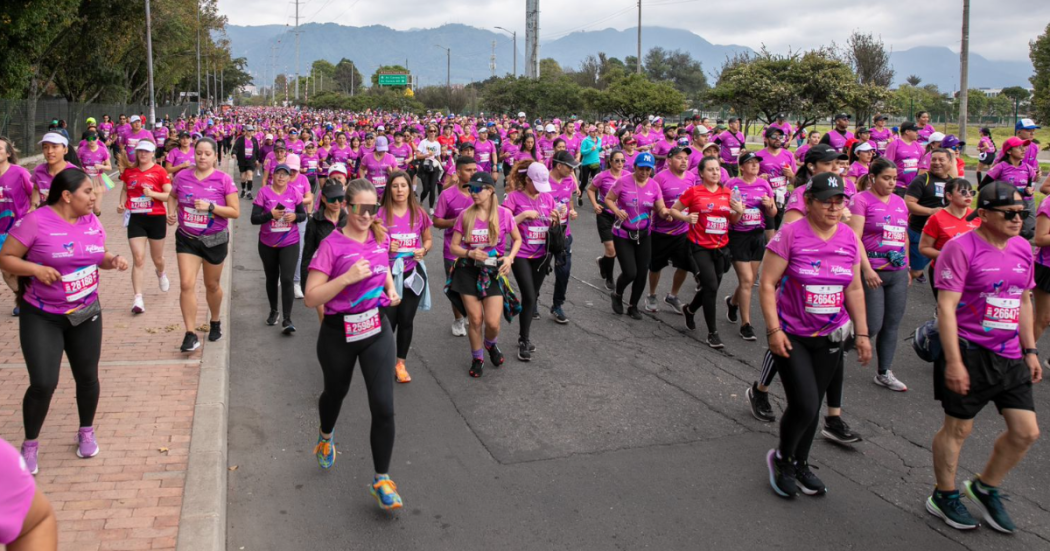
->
<box><xmin>855</xmin><ymin>141</ymin><xmax>875</xmax><ymax>153</ymax></box>
<box><xmin>526</xmin><ymin>162</ymin><xmax>551</xmax><ymax>193</ymax></box>
<box><xmin>130</xmin><ymin>115</ymin><xmax>142</xmax><ymax>123</ymax></box>
<box><xmin>928</xmin><ymin>132</ymin><xmax>946</xmax><ymax>143</ymax></box>
<box><xmin>39</xmin><ymin>132</ymin><xmax>68</xmax><ymax>147</ymax></box>
<box><xmin>285</xmin><ymin>153</ymin><xmax>301</xmax><ymax>171</ymax></box>
<box><xmin>265</xmin><ymin>133</ymin><xmax>274</xmax><ymax>140</ymax></box>
<box><xmin>518</xmin><ymin>112</ymin><xmax>526</xmax><ymax>118</ymax></box>
<box><xmin>544</xmin><ymin>124</ymin><xmax>556</xmax><ymax>133</ymax></box>
<box><xmin>376</xmin><ymin>125</ymin><xmax>385</xmax><ymax>131</ymax></box>
<box><xmin>696</xmin><ymin>125</ymin><xmax>709</xmax><ymax>135</ymax></box>
<box><xmin>328</xmin><ymin>163</ymin><xmax>348</xmax><ymax>177</ymax></box>
<box><xmin>134</xmin><ymin>140</ymin><xmax>157</xmax><ymax>153</ymax></box>
<box><xmin>375</xmin><ymin>136</ymin><xmax>389</xmax><ymax>152</ymax></box>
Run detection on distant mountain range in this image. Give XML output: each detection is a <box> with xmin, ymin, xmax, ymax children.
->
<box><xmin>225</xmin><ymin>23</ymin><xmax>1033</xmax><ymax>92</ymax></box>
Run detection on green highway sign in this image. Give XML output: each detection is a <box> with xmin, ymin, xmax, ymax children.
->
<box><xmin>378</xmin><ymin>74</ymin><xmax>409</xmax><ymax>86</ymax></box>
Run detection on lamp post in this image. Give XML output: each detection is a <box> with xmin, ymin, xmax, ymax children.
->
<box><xmin>494</xmin><ymin>27</ymin><xmax>517</xmax><ymax>77</ymax></box>
<box><xmin>435</xmin><ymin>45</ymin><xmax>451</xmax><ymax>112</ymax></box>
<box><xmin>145</xmin><ymin>0</ymin><xmax>156</xmax><ymax>124</ymax></box>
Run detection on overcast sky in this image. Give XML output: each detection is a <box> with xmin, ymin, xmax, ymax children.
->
<box><xmin>219</xmin><ymin>0</ymin><xmax>1047</xmax><ymax>62</ymax></box>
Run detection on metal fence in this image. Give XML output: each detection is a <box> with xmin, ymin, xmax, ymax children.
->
<box><xmin>0</xmin><ymin>99</ymin><xmax>199</xmax><ymax>158</ymax></box>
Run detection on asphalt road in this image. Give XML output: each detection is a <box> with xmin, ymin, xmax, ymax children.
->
<box><xmin>226</xmin><ymin>171</ymin><xmax>1050</xmax><ymax>550</ymax></box>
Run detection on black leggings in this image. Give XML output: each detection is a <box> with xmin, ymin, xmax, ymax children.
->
<box><xmin>21</xmin><ymin>304</ymin><xmax>103</xmax><ymax>440</ymax></box>
<box><xmin>759</xmin><ymin>348</ymin><xmax>844</xmax><ymax>409</ymax></box>
<box><xmin>511</xmin><ymin>256</ymin><xmax>549</xmax><ymax>341</ymax></box>
<box><xmin>688</xmin><ymin>246</ymin><xmax>728</xmax><ymax>333</ymax></box>
<box><xmin>316</xmin><ymin>314</ymin><xmax>396</xmax><ymax>473</ymax></box>
<box><xmin>258</xmin><ymin>241</ymin><xmax>299</xmax><ymax>319</ymax></box>
<box><xmin>381</xmin><ymin>268</ymin><xmax>425</xmax><ymax>359</ymax></box>
<box><xmin>579</xmin><ymin>163</ymin><xmax>599</xmax><ymax>194</ymax></box>
<box><xmin>418</xmin><ymin>168</ymin><xmax>441</xmax><ymax>208</ymax></box>
<box><xmin>613</xmin><ymin>234</ymin><xmax>652</xmax><ymax>307</ymax></box>
<box><xmin>776</xmin><ymin>333</ymin><xmax>845</xmax><ymax>462</ymax></box>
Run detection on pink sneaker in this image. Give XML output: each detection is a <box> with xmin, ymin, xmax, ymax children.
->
<box><xmin>21</xmin><ymin>441</ymin><xmax>39</xmax><ymax>475</ymax></box>
<box><xmin>76</xmin><ymin>427</ymin><xmax>99</xmax><ymax>459</ymax></box>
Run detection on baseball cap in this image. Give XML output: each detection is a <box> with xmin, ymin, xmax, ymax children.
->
<box><xmin>130</xmin><ymin>115</ymin><xmax>142</xmax><ymax>123</ymax></box>
<box><xmin>477</xmin><ymin>126</ymin><xmax>488</xmax><ymax>133</ymax></box>
<box><xmin>86</xmin><ymin>117</ymin><xmax>97</xmax><ymax>126</ymax></box>
<box><xmin>321</xmin><ymin>184</ymin><xmax>345</xmax><ymax>200</ymax></box>
<box><xmin>544</xmin><ymin>124</ymin><xmax>556</xmax><ymax>133</ymax></box>
<box><xmin>805</xmin><ymin>144</ymin><xmax>848</xmax><ymax>164</ymax></box>
<box><xmin>469</xmin><ymin>172</ymin><xmax>496</xmax><ymax>187</ymax></box>
<box><xmin>807</xmin><ymin>172</ymin><xmax>849</xmax><ymax>201</ymax></box>
<box><xmin>265</xmin><ymin>133</ymin><xmax>274</xmax><ymax>140</ymax></box>
<box><xmin>694</xmin><ymin>125</ymin><xmax>709</xmax><ymax>136</ymax></box>
<box><xmin>776</xmin><ymin>112</ymin><xmax>787</xmax><ymax>119</ymax></box>
<box><xmin>873</xmin><ymin>114</ymin><xmax>888</xmax><ymax>121</ymax></box>
<box><xmin>274</xmin><ymin>164</ymin><xmax>292</xmax><ymax>174</ymax></box>
<box><xmin>587</xmin><ymin>125</ymin><xmax>597</xmax><ymax>133</ymax></box>
<box><xmin>39</xmin><ymin>132</ymin><xmax>68</xmax><ymax>147</ymax></box>
<box><xmin>764</xmin><ymin>127</ymin><xmax>784</xmax><ymax>138</ymax></box>
<box><xmin>375</xmin><ymin>136</ymin><xmax>389</xmax><ymax>152</ymax></box>
<box><xmin>285</xmin><ymin>153</ymin><xmax>301</xmax><ymax>171</ymax></box>
<box><xmin>967</xmin><ymin>181</ymin><xmax>1023</xmax><ymax>221</ymax></box>
<box><xmin>1002</xmin><ymin>136</ymin><xmax>1032</xmax><ymax>152</ymax></box>
<box><xmin>457</xmin><ymin>142</ymin><xmax>475</xmax><ymax>153</ymax></box>
<box><xmin>178</xmin><ymin>130</ymin><xmax>191</xmax><ymax>138</ymax></box>
<box><xmin>552</xmin><ymin>118</ymin><xmax>562</xmax><ymax>126</ymax></box>
<box><xmin>940</xmin><ymin>135</ymin><xmax>963</xmax><ymax>149</ymax></box>
<box><xmin>517</xmin><ymin>112</ymin><xmax>526</xmax><ymax>118</ymax></box>
<box><xmin>668</xmin><ymin>145</ymin><xmax>692</xmax><ymax>158</ymax></box>
<box><xmin>855</xmin><ymin>127</ymin><xmax>871</xmax><ymax>135</ymax></box>
<box><xmin>899</xmin><ymin>121</ymin><xmax>918</xmax><ymax>133</ymax></box>
<box><xmin>553</xmin><ymin>150</ymin><xmax>580</xmax><ymax>168</ymax></box>
<box><xmin>327</xmin><ymin>163</ymin><xmax>348</xmax><ymax>177</ymax></box>
<box><xmin>1016</xmin><ymin>118</ymin><xmax>1040</xmax><ymax>131</ymax></box>
<box><xmin>928</xmin><ymin>132</ymin><xmax>946</xmax><ymax>143</ymax></box>
<box><xmin>526</xmin><ymin>162</ymin><xmax>552</xmax><ymax>192</ymax></box>
<box><xmin>134</xmin><ymin>140</ymin><xmax>156</xmax><ymax>153</ymax></box>
<box><xmin>376</xmin><ymin>125</ymin><xmax>385</xmax><ymax>131</ymax></box>
<box><xmin>727</xmin><ymin>117</ymin><xmax>740</xmax><ymax>124</ymax></box>
<box><xmin>634</xmin><ymin>152</ymin><xmax>656</xmax><ymax>170</ymax></box>
<box><xmin>834</xmin><ymin>113</ymin><xmax>850</xmax><ymax>121</ymax></box>
<box><xmin>854</xmin><ymin>141</ymin><xmax>875</xmax><ymax>153</ymax></box>
<box><xmin>738</xmin><ymin>151</ymin><xmax>760</xmax><ymax>165</ymax></box>
<box><xmin>701</xmin><ymin>142</ymin><xmax>720</xmax><ymax>154</ymax></box>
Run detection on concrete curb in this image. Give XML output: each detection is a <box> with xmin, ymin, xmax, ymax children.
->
<box><xmin>175</xmin><ymin>212</ymin><xmax>235</xmax><ymax>550</ymax></box>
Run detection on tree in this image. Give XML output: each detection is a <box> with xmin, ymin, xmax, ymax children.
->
<box><xmin>602</xmin><ymin>73</ymin><xmax>685</xmax><ymax>124</ymax></box>
<box><xmin>539</xmin><ymin>58</ymin><xmax>563</xmax><ymax>79</ymax></box>
<box><xmin>643</xmin><ymin>47</ymin><xmax>708</xmax><ymax>101</ymax></box>
<box><xmin>333</xmin><ymin>58</ymin><xmax>364</xmax><ymax>95</ymax></box>
<box><xmin>1002</xmin><ymin>85</ymin><xmax>1033</xmax><ymax>123</ymax></box>
<box><xmin>371</xmin><ymin>64</ymin><xmax>408</xmax><ymax>88</ymax></box>
<box><xmin>1031</xmin><ymin>22</ymin><xmax>1050</xmax><ymax>124</ymax></box>
<box><xmin>842</xmin><ymin>31</ymin><xmax>894</xmax><ymax>124</ymax></box>
<box><xmin>0</xmin><ymin>0</ymin><xmax>79</xmax><ymax>98</ymax></box>
<box><xmin>906</xmin><ymin>75</ymin><xmax>922</xmax><ymax>86</ymax></box>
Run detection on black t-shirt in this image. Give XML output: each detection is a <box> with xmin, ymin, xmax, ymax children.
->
<box><xmin>905</xmin><ymin>172</ymin><xmax>950</xmax><ymax>232</ymax></box>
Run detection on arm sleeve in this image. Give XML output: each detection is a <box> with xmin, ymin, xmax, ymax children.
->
<box><xmin>293</xmin><ymin>202</ymin><xmax>307</xmax><ymax>223</ymax></box>
<box><xmin>250</xmin><ymin>204</ymin><xmax>272</xmax><ymax>225</ymax></box>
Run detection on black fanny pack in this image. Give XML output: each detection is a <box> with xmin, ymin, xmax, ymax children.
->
<box><xmin>67</xmin><ymin>300</ymin><xmax>102</xmax><ymax>326</ymax></box>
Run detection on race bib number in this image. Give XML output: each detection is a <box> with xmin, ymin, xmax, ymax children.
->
<box><xmin>62</xmin><ymin>265</ymin><xmax>99</xmax><ymax>303</ymax></box>
<box><xmin>706</xmin><ymin>216</ymin><xmax>728</xmax><ymax>235</ymax></box>
<box><xmin>526</xmin><ymin>225</ymin><xmax>548</xmax><ymax>245</ymax></box>
<box><xmin>934</xmin><ymin>181</ymin><xmax>945</xmax><ymax>198</ymax></box>
<box><xmin>469</xmin><ymin>228</ymin><xmax>490</xmax><ymax>248</ymax></box>
<box><xmin>876</xmin><ymin>140</ymin><xmax>888</xmax><ymax>152</ymax></box>
<box><xmin>244</xmin><ymin>146</ymin><xmax>253</xmax><ymax>157</ymax></box>
<box><xmin>127</xmin><ymin>138</ymin><xmax>140</xmax><ymax>151</ymax></box>
<box><xmin>983</xmin><ymin>297</ymin><xmax>1020</xmax><ymax>331</ymax></box>
<box><xmin>741</xmin><ymin>208</ymin><xmax>762</xmax><ymax>226</ymax></box>
<box><xmin>880</xmin><ymin>224</ymin><xmax>906</xmax><ymax>248</ymax></box>
<box><xmin>85</xmin><ymin>165</ymin><xmax>99</xmax><ymax>177</ymax></box>
<box><xmin>478</xmin><ymin>153</ymin><xmax>491</xmax><ymax>163</ymax></box>
<box><xmin>729</xmin><ymin>147</ymin><xmax>740</xmax><ymax>157</ymax></box>
<box><xmin>774</xmin><ymin>187</ymin><xmax>787</xmax><ymax>206</ymax></box>
<box><xmin>769</xmin><ymin>176</ymin><xmax>786</xmax><ymax>189</ymax></box>
<box><xmin>344</xmin><ymin>308</ymin><xmax>381</xmax><ymax>342</ymax></box>
<box><xmin>902</xmin><ymin>158</ymin><xmax>918</xmax><ymax>174</ymax></box>
<box><xmin>391</xmin><ymin>232</ymin><xmax>418</xmax><ymax>250</ymax></box>
<box><xmin>371</xmin><ymin>175</ymin><xmax>386</xmax><ymax>187</ymax></box>
<box><xmin>182</xmin><ymin>206</ymin><xmax>209</xmax><ymax>229</ymax></box>
<box><xmin>130</xmin><ymin>195</ymin><xmax>154</xmax><ymax>213</ymax></box>
<box><xmin>308</xmin><ymin>160</ymin><xmax>318</xmax><ymax>169</ymax></box>
<box><xmin>270</xmin><ymin>216</ymin><xmax>293</xmax><ymax>232</ymax></box>
<box><xmin>804</xmin><ymin>285</ymin><xmax>844</xmax><ymax>314</ymax></box>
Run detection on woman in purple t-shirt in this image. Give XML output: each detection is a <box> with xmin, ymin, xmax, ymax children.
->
<box><xmin>759</xmin><ymin>171</ymin><xmax>871</xmax><ymax>498</ymax></box>
<box><xmin>0</xmin><ymin>169</ymin><xmax>129</xmax><ymax>476</ymax></box>
<box><xmin>303</xmin><ymin>178</ymin><xmax>404</xmax><ymax>510</ymax></box>
<box><xmin>587</xmin><ymin>150</ymin><xmax>627</xmax><ymax>289</ymax></box>
<box><xmin>0</xmin><ymin>137</ymin><xmax>34</xmax><ymax>316</ymax></box>
<box><xmin>0</xmin><ymin>436</ymin><xmax>57</xmax><ymax>549</ymax></box>
<box><xmin>251</xmin><ymin>163</ymin><xmax>306</xmax><ymax>334</ymax></box>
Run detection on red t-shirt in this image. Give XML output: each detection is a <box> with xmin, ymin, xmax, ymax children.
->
<box><xmin>922</xmin><ymin>208</ymin><xmax>980</xmax><ymax>252</ymax></box>
<box><xmin>678</xmin><ymin>184</ymin><xmax>732</xmax><ymax>249</ymax></box>
<box><xmin>120</xmin><ymin>164</ymin><xmax>170</xmax><ymax>216</ymax></box>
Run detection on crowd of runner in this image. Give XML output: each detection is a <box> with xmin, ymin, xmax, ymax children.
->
<box><xmin>0</xmin><ymin>106</ymin><xmax>1046</xmax><ymax>545</ymax></box>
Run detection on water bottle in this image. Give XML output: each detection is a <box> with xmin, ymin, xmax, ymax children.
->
<box><xmin>731</xmin><ymin>186</ymin><xmax>742</xmax><ymax>204</ymax></box>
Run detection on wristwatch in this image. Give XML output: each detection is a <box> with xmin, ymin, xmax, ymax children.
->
<box><xmin>208</xmin><ymin>202</ymin><xmax>215</xmax><ymax>214</ymax></box>
<box><xmin>1024</xmin><ymin>348</ymin><xmax>1039</xmax><ymax>356</ymax></box>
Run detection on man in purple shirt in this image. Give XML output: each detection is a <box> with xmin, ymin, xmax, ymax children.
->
<box><xmin>819</xmin><ymin>113</ymin><xmax>854</xmax><ymax>153</ymax></box>
<box><xmin>714</xmin><ymin>117</ymin><xmax>746</xmax><ymax>177</ymax></box>
<box><xmin>1015</xmin><ymin>118</ymin><xmax>1042</xmax><ymax>180</ymax></box>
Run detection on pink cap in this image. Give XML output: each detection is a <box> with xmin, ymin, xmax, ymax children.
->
<box><xmin>526</xmin><ymin>162</ymin><xmax>551</xmax><ymax>193</ymax></box>
<box><xmin>1002</xmin><ymin>136</ymin><xmax>1032</xmax><ymax>151</ymax></box>
<box><xmin>285</xmin><ymin>153</ymin><xmax>301</xmax><ymax>171</ymax></box>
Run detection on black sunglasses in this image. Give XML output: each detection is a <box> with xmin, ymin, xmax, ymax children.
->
<box><xmin>989</xmin><ymin>208</ymin><xmax>1030</xmax><ymax>221</ymax></box>
<box><xmin>326</xmin><ymin>196</ymin><xmax>346</xmax><ymax>203</ymax></box>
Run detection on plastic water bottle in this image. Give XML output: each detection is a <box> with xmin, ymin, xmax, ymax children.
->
<box><xmin>731</xmin><ymin>186</ymin><xmax>742</xmax><ymax>204</ymax></box>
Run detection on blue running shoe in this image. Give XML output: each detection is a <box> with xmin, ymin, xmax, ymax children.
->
<box><xmin>370</xmin><ymin>474</ymin><xmax>403</xmax><ymax>510</ymax></box>
<box><xmin>314</xmin><ymin>433</ymin><xmax>335</xmax><ymax>469</ymax></box>
<box><xmin>964</xmin><ymin>478</ymin><xmax>1015</xmax><ymax>533</ymax></box>
<box><xmin>926</xmin><ymin>488</ymin><xmax>979</xmax><ymax>530</ymax></box>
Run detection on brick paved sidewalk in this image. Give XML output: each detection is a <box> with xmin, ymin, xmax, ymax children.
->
<box><xmin>0</xmin><ymin>166</ymin><xmax>224</xmax><ymax>550</ymax></box>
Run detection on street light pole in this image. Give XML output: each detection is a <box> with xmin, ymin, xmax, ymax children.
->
<box><xmin>436</xmin><ymin>45</ymin><xmax>451</xmax><ymax>112</ymax></box>
<box><xmin>495</xmin><ymin>27</ymin><xmax>517</xmax><ymax>76</ymax></box>
<box><xmin>196</xmin><ymin>1</ymin><xmax>201</xmax><ymax>113</ymax></box>
<box><xmin>145</xmin><ymin>0</ymin><xmax>157</xmax><ymax>124</ymax></box>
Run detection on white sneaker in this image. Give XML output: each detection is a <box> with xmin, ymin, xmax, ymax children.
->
<box><xmin>293</xmin><ymin>282</ymin><xmax>304</xmax><ymax>299</ymax></box>
<box><xmin>132</xmin><ymin>295</ymin><xmax>145</xmax><ymax>315</ymax></box>
<box><xmin>643</xmin><ymin>294</ymin><xmax>659</xmax><ymax>312</ymax></box>
<box><xmin>157</xmin><ymin>272</ymin><xmax>170</xmax><ymax>293</ymax></box>
<box><xmin>451</xmin><ymin>317</ymin><xmax>467</xmax><ymax>337</ymax></box>
<box><xmin>429</xmin><ymin>207</ymin><xmax>435</xmax><ymax>216</ymax></box>
<box><xmin>874</xmin><ymin>370</ymin><xmax>908</xmax><ymax>392</ymax></box>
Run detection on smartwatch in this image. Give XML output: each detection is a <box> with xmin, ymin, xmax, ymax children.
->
<box><xmin>208</xmin><ymin>202</ymin><xmax>216</xmax><ymax>214</ymax></box>
<box><xmin>1024</xmin><ymin>348</ymin><xmax>1039</xmax><ymax>357</ymax></box>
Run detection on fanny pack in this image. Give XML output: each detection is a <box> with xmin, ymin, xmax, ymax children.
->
<box><xmin>194</xmin><ymin>229</ymin><xmax>230</xmax><ymax>248</ymax></box>
<box><xmin>67</xmin><ymin>300</ymin><xmax>102</xmax><ymax>326</ymax></box>
<box><xmin>867</xmin><ymin>250</ymin><xmax>907</xmax><ymax>268</ymax></box>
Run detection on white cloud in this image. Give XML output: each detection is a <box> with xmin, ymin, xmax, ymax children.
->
<box><xmin>220</xmin><ymin>0</ymin><xmax>1048</xmax><ymax>62</ymax></box>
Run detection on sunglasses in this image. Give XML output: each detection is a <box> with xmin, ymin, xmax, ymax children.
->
<box><xmin>462</xmin><ymin>184</ymin><xmax>489</xmax><ymax>194</ymax></box>
<box><xmin>953</xmin><ymin>189</ymin><xmax>975</xmax><ymax>197</ymax></box>
<box><xmin>87</xmin><ymin>136</ymin><xmax>98</xmax><ymax>141</ymax></box>
<box><xmin>348</xmin><ymin>203</ymin><xmax>379</xmax><ymax>216</ymax></box>
<box><xmin>326</xmin><ymin>196</ymin><xmax>346</xmax><ymax>203</ymax></box>
<box><xmin>989</xmin><ymin>208</ymin><xmax>1030</xmax><ymax>221</ymax></box>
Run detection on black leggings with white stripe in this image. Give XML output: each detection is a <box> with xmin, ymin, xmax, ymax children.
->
<box><xmin>760</xmin><ymin>347</ymin><xmax>844</xmax><ymax>409</ymax></box>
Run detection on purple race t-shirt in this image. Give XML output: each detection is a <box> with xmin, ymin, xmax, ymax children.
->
<box><xmin>986</xmin><ymin>161</ymin><xmax>1037</xmax><ymax>193</ymax></box>
<box><xmin>502</xmin><ymin>190</ymin><xmax>556</xmax><ymax>259</ymax></box>
<box><xmin>31</xmin><ymin>163</ymin><xmax>78</xmax><ymax>203</ymax></box>
<box><xmin>123</xmin><ymin>129</ymin><xmax>156</xmax><ymax>158</ymax></box>
<box><xmin>767</xmin><ymin>219</ymin><xmax>860</xmax><ymax>337</ymax></box>
<box><xmin>846</xmin><ymin>162</ymin><xmax>869</xmax><ymax>183</ymax></box>
<box><xmin>378</xmin><ymin>206</ymin><xmax>432</xmax><ymax>272</ymax></box>
<box><xmin>590</xmin><ymin>169</ymin><xmax>622</xmax><ymax>207</ymax></box>
<box><xmin>651</xmin><ymin>139</ymin><xmax>674</xmax><ymax>172</ymax></box>
<box><xmin>166</xmin><ymin>147</ymin><xmax>194</xmax><ymax>169</ymax></box>
<box><xmin>1038</xmin><ymin>199</ymin><xmax>1050</xmax><ymax>266</ymax></box>
<box><xmin>388</xmin><ymin>143</ymin><xmax>412</xmax><ymax>170</ymax></box>
<box><xmin>0</xmin><ymin>165</ymin><xmax>35</xmax><ymax>238</ymax></box>
<box><xmin>171</xmin><ymin>169</ymin><xmax>237</xmax><ymax>237</ymax></box>
<box><xmin>77</xmin><ymin>145</ymin><xmax>110</xmax><ymax>178</ymax></box>
<box><xmin>848</xmin><ymin>191</ymin><xmax>909</xmax><ymax>271</ymax></box>
<box><xmin>727</xmin><ymin>177</ymin><xmax>773</xmax><ymax>232</ymax></box>
<box><xmin>756</xmin><ymin>149</ymin><xmax>796</xmax><ymax>207</ymax></box>
<box><xmin>715</xmin><ymin>131</ymin><xmax>746</xmax><ymax>165</ymax></box>
<box><xmin>869</xmin><ymin>128</ymin><xmax>892</xmax><ymax>153</ymax></box>
<box><xmin>253</xmin><ymin>184</ymin><xmax>303</xmax><ymax>248</ymax></box>
<box><xmin>328</xmin><ymin>144</ymin><xmax>353</xmax><ymax>165</ymax></box>
<box><xmin>309</xmin><ymin>229</ymin><xmax>392</xmax><ymax>316</ymax></box>
<box><xmin>452</xmin><ymin>206</ymin><xmax>516</xmax><ymax>256</ymax></box>
<box><xmin>434</xmin><ymin>186</ymin><xmax>475</xmax><ymax>261</ymax></box>
<box><xmin>884</xmin><ymin>138</ymin><xmax>924</xmax><ymax>188</ymax></box>
<box><xmin>609</xmin><ymin>174</ymin><xmax>664</xmax><ymax>238</ymax></box>
<box><xmin>360</xmin><ymin>153</ymin><xmax>398</xmax><ymax>197</ymax></box>
<box><xmin>935</xmin><ymin>231</ymin><xmax>1033</xmax><ymax>359</ymax></box>
<box><xmin>9</xmin><ymin>206</ymin><xmax>107</xmax><ymax>314</ymax></box>
<box><xmin>652</xmin><ymin>169</ymin><xmax>697</xmax><ymax>235</ymax></box>
<box><xmin>473</xmin><ymin>140</ymin><xmax>497</xmax><ymax>172</ymax></box>
<box><xmin>549</xmin><ymin>174</ymin><xmax>575</xmax><ymax>237</ymax></box>
<box><xmin>0</xmin><ymin>437</ymin><xmax>36</xmax><ymax>546</ymax></box>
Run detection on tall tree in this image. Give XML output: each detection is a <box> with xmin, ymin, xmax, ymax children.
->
<box><xmin>371</xmin><ymin>64</ymin><xmax>409</xmax><ymax>88</ymax></box>
<box><xmin>1030</xmin><ymin>22</ymin><xmax>1050</xmax><ymax>124</ymax></box>
<box><xmin>906</xmin><ymin>75</ymin><xmax>923</xmax><ymax>86</ymax></box>
<box><xmin>333</xmin><ymin>58</ymin><xmax>364</xmax><ymax>95</ymax></box>
<box><xmin>841</xmin><ymin>32</ymin><xmax>894</xmax><ymax>125</ymax></box>
<box><xmin>539</xmin><ymin>58</ymin><xmax>563</xmax><ymax>79</ymax></box>
<box><xmin>643</xmin><ymin>47</ymin><xmax>707</xmax><ymax>100</ymax></box>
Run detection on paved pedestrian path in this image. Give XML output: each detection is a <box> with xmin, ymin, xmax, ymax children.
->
<box><xmin>0</xmin><ymin>167</ymin><xmax>219</xmax><ymax>550</ymax></box>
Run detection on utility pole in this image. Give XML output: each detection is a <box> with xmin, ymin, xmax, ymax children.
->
<box><xmin>525</xmin><ymin>0</ymin><xmax>539</xmax><ymax>78</ymax></box>
<box><xmin>294</xmin><ymin>0</ymin><xmax>301</xmax><ymax>101</ymax></box>
<box><xmin>495</xmin><ymin>27</ymin><xmax>517</xmax><ymax>76</ymax></box>
<box><xmin>436</xmin><ymin>45</ymin><xmax>451</xmax><ymax>111</ymax></box>
<box><xmin>636</xmin><ymin>0</ymin><xmax>642</xmax><ymax>74</ymax></box>
<box><xmin>145</xmin><ymin>0</ymin><xmax>157</xmax><ymax>124</ymax></box>
<box><xmin>491</xmin><ymin>41</ymin><xmax>497</xmax><ymax>78</ymax></box>
<box><xmin>196</xmin><ymin>1</ymin><xmax>201</xmax><ymax>113</ymax></box>
<box><xmin>350</xmin><ymin>61</ymin><xmax>355</xmax><ymax>96</ymax></box>
<box><xmin>220</xmin><ymin>66</ymin><xmax>224</xmax><ymax>104</ymax></box>
<box><xmin>958</xmin><ymin>0</ymin><xmax>970</xmax><ymax>145</ymax></box>
<box><xmin>270</xmin><ymin>40</ymin><xmax>280</xmax><ymax>104</ymax></box>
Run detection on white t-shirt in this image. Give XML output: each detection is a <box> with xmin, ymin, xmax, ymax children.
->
<box><xmin>417</xmin><ymin>139</ymin><xmax>441</xmax><ymax>160</ymax></box>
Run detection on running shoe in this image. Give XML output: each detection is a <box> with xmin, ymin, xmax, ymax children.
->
<box><xmin>395</xmin><ymin>360</ymin><xmax>411</xmax><ymax>383</ymax></box>
<box><xmin>132</xmin><ymin>295</ymin><xmax>145</xmax><ymax>315</ymax></box>
<box><xmin>180</xmin><ymin>332</ymin><xmax>200</xmax><ymax>353</ymax></box>
<box><xmin>281</xmin><ymin>318</ymin><xmax>296</xmax><ymax>335</ymax></box>
<box><xmin>595</xmin><ymin>256</ymin><xmax>606</xmax><ymax>279</ymax></box>
<box><xmin>517</xmin><ymin>339</ymin><xmax>532</xmax><ymax>362</ymax></box>
<box><xmin>611</xmin><ymin>293</ymin><xmax>624</xmax><ymax>315</ymax></box>
<box><xmin>486</xmin><ymin>343</ymin><xmax>505</xmax><ymax>367</ymax></box>
<box><xmin>245</xmin><ymin>191</ymin><xmax>253</xmax><ymax>200</ymax></box>
<box><xmin>821</xmin><ymin>415</ymin><xmax>862</xmax><ymax>444</ymax></box>
<box><xmin>532</xmin><ymin>310</ymin><xmax>540</xmax><ymax>320</ymax></box>
<box><xmin>266</xmin><ymin>310</ymin><xmax>280</xmax><ymax>326</ymax></box>
<box><xmin>469</xmin><ymin>358</ymin><xmax>484</xmax><ymax>378</ymax></box>
<box><xmin>627</xmin><ymin>305</ymin><xmax>643</xmax><ymax>320</ymax></box>
<box><xmin>239</xmin><ymin>189</ymin><xmax>245</xmax><ymax>198</ymax></box>
<box><xmin>550</xmin><ymin>306</ymin><xmax>568</xmax><ymax>324</ymax></box>
<box><xmin>664</xmin><ymin>294</ymin><xmax>683</xmax><ymax>314</ymax></box>
<box><xmin>12</xmin><ymin>306</ymin><xmax>19</xmax><ymax>317</ymax></box>
<box><xmin>964</xmin><ymin>477</ymin><xmax>1015</xmax><ymax>533</ymax></box>
<box><xmin>915</xmin><ymin>273</ymin><xmax>927</xmax><ymax>284</ymax></box>
<box><xmin>370</xmin><ymin>474</ymin><xmax>403</xmax><ymax>510</ymax></box>
<box><xmin>208</xmin><ymin>321</ymin><xmax>222</xmax><ymax>342</ymax></box>
<box><xmin>428</xmin><ymin>207</ymin><xmax>434</xmax><ymax>216</ymax></box>
<box><xmin>76</xmin><ymin>427</ymin><xmax>99</xmax><ymax>459</ymax></box>
<box><xmin>706</xmin><ymin>332</ymin><xmax>724</xmax><ymax>349</ymax></box>
<box><xmin>725</xmin><ymin>295</ymin><xmax>739</xmax><ymax>323</ymax></box>
<box><xmin>874</xmin><ymin>371</ymin><xmax>908</xmax><ymax>392</ymax></box>
<box><xmin>604</xmin><ymin>276</ymin><xmax>615</xmax><ymax>291</ymax></box>
<box><xmin>451</xmin><ymin>318</ymin><xmax>467</xmax><ymax>337</ymax></box>
<box><xmin>293</xmin><ymin>282</ymin><xmax>304</xmax><ymax>299</ymax></box>
<box><xmin>21</xmin><ymin>441</ymin><xmax>39</xmax><ymax>475</ymax></box>
<box><xmin>794</xmin><ymin>461</ymin><xmax>826</xmax><ymax>496</ymax></box>
<box><xmin>766</xmin><ymin>449</ymin><xmax>798</xmax><ymax>498</ymax></box>
<box><xmin>158</xmin><ymin>272</ymin><xmax>170</xmax><ymax>292</ymax></box>
<box><xmin>682</xmin><ymin>304</ymin><xmax>696</xmax><ymax>330</ymax></box>
<box><xmin>926</xmin><ymin>489</ymin><xmax>980</xmax><ymax>530</ymax></box>
<box><xmin>314</xmin><ymin>433</ymin><xmax>336</xmax><ymax>469</ymax></box>
<box><xmin>740</xmin><ymin>323</ymin><xmax>757</xmax><ymax>341</ymax></box>
<box><xmin>747</xmin><ymin>383</ymin><xmax>776</xmax><ymax>422</ymax></box>
<box><xmin>643</xmin><ymin>294</ymin><xmax>659</xmax><ymax>312</ymax></box>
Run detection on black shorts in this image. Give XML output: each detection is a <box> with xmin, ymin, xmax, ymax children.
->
<box><xmin>596</xmin><ymin>213</ymin><xmax>615</xmax><ymax>243</ymax></box>
<box><xmin>127</xmin><ymin>214</ymin><xmax>167</xmax><ymax>240</ymax></box>
<box><xmin>238</xmin><ymin>163</ymin><xmax>255</xmax><ymax>174</ymax></box>
<box><xmin>449</xmin><ymin>259</ymin><xmax>500</xmax><ymax>298</ymax></box>
<box><xmin>1036</xmin><ymin>263</ymin><xmax>1050</xmax><ymax>295</ymax></box>
<box><xmin>934</xmin><ymin>341</ymin><xmax>1035</xmax><ymax>420</ymax></box>
<box><xmin>649</xmin><ymin>231</ymin><xmax>694</xmax><ymax>272</ymax></box>
<box><xmin>175</xmin><ymin>230</ymin><xmax>229</xmax><ymax>265</ymax></box>
<box><xmin>728</xmin><ymin>229</ymin><xmax>767</xmax><ymax>263</ymax></box>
